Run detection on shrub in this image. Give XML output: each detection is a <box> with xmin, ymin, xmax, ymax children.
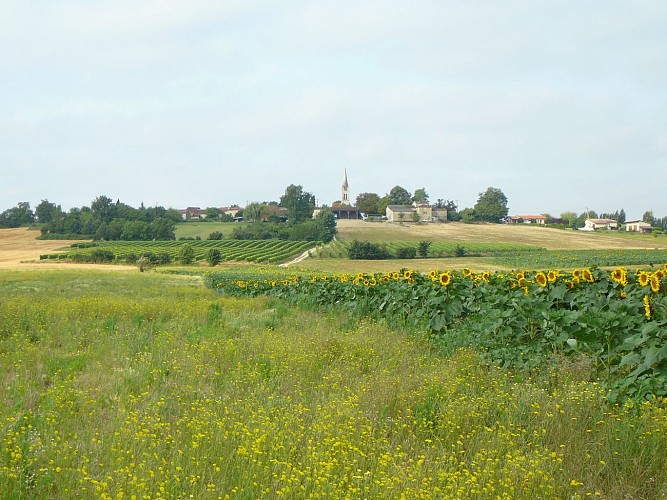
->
<box><xmin>455</xmin><ymin>244</ymin><xmax>466</xmax><ymax>257</ymax></box>
<box><xmin>89</xmin><ymin>249</ymin><xmax>115</xmax><ymax>263</ymax></box>
<box><xmin>179</xmin><ymin>244</ymin><xmax>195</xmax><ymax>265</ymax></box>
<box><xmin>208</xmin><ymin>231</ymin><xmax>224</xmax><ymax>240</ymax></box>
<box><xmin>396</xmin><ymin>247</ymin><xmax>417</xmax><ymax>259</ymax></box>
<box><xmin>418</xmin><ymin>240</ymin><xmax>432</xmax><ymax>258</ymax></box>
<box><xmin>348</xmin><ymin>240</ymin><xmax>391</xmax><ymax>260</ymax></box>
<box><xmin>157</xmin><ymin>252</ymin><xmax>172</xmax><ymax>265</ymax></box>
<box><xmin>207</xmin><ymin>248</ymin><xmax>222</xmax><ymax>266</ymax></box>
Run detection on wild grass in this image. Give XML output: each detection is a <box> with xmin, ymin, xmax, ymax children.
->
<box><xmin>1</xmin><ymin>270</ymin><xmax>666</xmax><ymax>498</ymax></box>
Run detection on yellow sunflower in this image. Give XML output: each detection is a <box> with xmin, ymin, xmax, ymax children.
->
<box><xmin>481</xmin><ymin>271</ymin><xmax>491</xmax><ymax>282</ymax></box>
<box><xmin>611</xmin><ymin>268</ymin><xmax>627</xmax><ymax>286</ymax></box>
<box><xmin>572</xmin><ymin>269</ymin><xmax>582</xmax><ymax>279</ymax></box>
<box><xmin>644</xmin><ymin>295</ymin><xmax>651</xmax><ymax>318</ymax></box>
<box><xmin>516</xmin><ymin>271</ymin><xmax>525</xmax><ymax>280</ymax></box>
<box><xmin>462</xmin><ymin>268</ymin><xmax>473</xmax><ymax>277</ymax></box>
<box><xmin>428</xmin><ymin>270</ymin><xmax>438</xmax><ymax>281</ymax></box>
<box><xmin>638</xmin><ymin>271</ymin><xmax>650</xmax><ymax>287</ymax></box>
<box><xmin>547</xmin><ymin>270</ymin><xmax>558</xmax><ymax>282</ymax></box>
<box><xmin>535</xmin><ymin>272</ymin><xmax>548</xmax><ymax>288</ymax></box>
<box><xmin>650</xmin><ymin>275</ymin><xmax>661</xmax><ymax>293</ymax></box>
<box><xmin>582</xmin><ymin>269</ymin><xmax>594</xmax><ymax>283</ymax></box>
<box><xmin>439</xmin><ymin>272</ymin><xmax>452</xmax><ymax>286</ymax></box>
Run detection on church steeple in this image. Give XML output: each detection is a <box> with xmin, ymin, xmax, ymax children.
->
<box><xmin>342</xmin><ymin>169</ymin><xmax>350</xmax><ymax>206</ymax></box>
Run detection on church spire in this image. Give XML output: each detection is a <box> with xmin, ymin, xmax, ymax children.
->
<box><xmin>342</xmin><ymin>169</ymin><xmax>350</xmax><ymax>205</ymax></box>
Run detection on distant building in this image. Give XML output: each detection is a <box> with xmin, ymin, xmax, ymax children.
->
<box><xmin>582</xmin><ymin>218</ymin><xmax>619</xmax><ymax>231</ymax></box>
<box><xmin>386</xmin><ymin>202</ymin><xmax>446</xmax><ymax>223</ymax></box>
<box><xmin>625</xmin><ymin>220</ymin><xmax>653</xmax><ymax>233</ymax></box>
<box><xmin>316</xmin><ymin>170</ymin><xmax>360</xmax><ymax>219</ymax></box>
<box><xmin>508</xmin><ymin>215</ymin><xmax>547</xmax><ymax>224</ymax></box>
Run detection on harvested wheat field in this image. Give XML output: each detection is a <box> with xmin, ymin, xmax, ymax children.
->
<box><xmin>0</xmin><ymin>228</ymin><xmax>134</xmax><ymax>270</ymax></box>
<box><xmin>336</xmin><ymin>219</ymin><xmax>667</xmax><ymax>250</ymax></box>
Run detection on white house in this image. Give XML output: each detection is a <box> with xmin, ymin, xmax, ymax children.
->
<box><xmin>625</xmin><ymin>220</ymin><xmax>653</xmax><ymax>233</ymax></box>
<box><xmin>508</xmin><ymin>215</ymin><xmax>547</xmax><ymax>224</ymax></box>
<box><xmin>582</xmin><ymin>218</ymin><xmax>619</xmax><ymax>231</ymax></box>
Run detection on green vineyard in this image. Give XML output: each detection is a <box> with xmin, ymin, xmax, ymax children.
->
<box><xmin>315</xmin><ymin>240</ymin><xmax>540</xmax><ymax>258</ymax></box>
<box><xmin>40</xmin><ymin>240</ymin><xmax>319</xmax><ymax>264</ymax></box>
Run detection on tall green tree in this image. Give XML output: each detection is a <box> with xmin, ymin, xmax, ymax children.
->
<box><xmin>35</xmin><ymin>199</ymin><xmax>59</xmax><ymax>223</ymax></box>
<box><xmin>412</xmin><ymin>188</ymin><xmax>429</xmax><ymax>203</ymax></box>
<box><xmin>388</xmin><ymin>186</ymin><xmax>412</xmax><ymax>205</ymax></box>
<box><xmin>151</xmin><ymin>217</ymin><xmax>176</xmax><ymax>240</ymax></box>
<box><xmin>280</xmin><ymin>185</ymin><xmax>315</xmax><ymax>223</ymax></box>
<box><xmin>355</xmin><ymin>193</ymin><xmax>380</xmax><ymax>214</ymax></box>
<box><xmin>473</xmin><ymin>187</ymin><xmax>509</xmax><ymax>223</ymax></box>
<box><xmin>643</xmin><ymin>210</ymin><xmax>655</xmax><ymax>225</ymax></box>
<box><xmin>315</xmin><ymin>206</ymin><xmax>337</xmax><ymax>242</ymax></box>
<box><xmin>91</xmin><ymin>195</ymin><xmax>115</xmax><ymax>224</ymax></box>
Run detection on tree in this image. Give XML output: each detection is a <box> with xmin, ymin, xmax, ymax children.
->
<box><xmin>244</xmin><ymin>202</ymin><xmax>265</xmax><ymax>222</ymax></box>
<box><xmin>388</xmin><ymin>186</ymin><xmax>412</xmax><ymax>205</ymax></box>
<box><xmin>412</xmin><ymin>188</ymin><xmax>429</xmax><ymax>203</ymax></box>
<box><xmin>206</xmin><ymin>248</ymin><xmax>222</xmax><ymax>266</ymax></box>
<box><xmin>151</xmin><ymin>217</ymin><xmax>176</xmax><ymax>240</ymax></box>
<box><xmin>121</xmin><ymin>220</ymin><xmax>151</xmax><ymax>240</ymax></box>
<box><xmin>355</xmin><ymin>193</ymin><xmax>381</xmax><ymax>214</ymax></box>
<box><xmin>560</xmin><ymin>211</ymin><xmax>577</xmax><ymax>227</ymax></box>
<box><xmin>0</xmin><ymin>202</ymin><xmax>34</xmax><ymax>227</ymax></box>
<box><xmin>315</xmin><ymin>206</ymin><xmax>337</xmax><ymax>242</ymax></box>
<box><xmin>206</xmin><ymin>207</ymin><xmax>223</xmax><ymax>220</ymax></box>
<box><xmin>280</xmin><ymin>184</ymin><xmax>315</xmax><ymax>223</ymax></box>
<box><xmin>643</xmin><ymin>210</ymin><xmax>655</xmax><ymax>225</ymax></box>
<box><xmin>178</xmin><ymin>244</ymin><xmax>195</xmax><ymax>264</ymax></box>
<box><xmin>411</xmin><ymin>211</ymin><xmax>421</xmax><ymax>223</ymax></box>
<box><xmin>377</xmin><ymin>195</ymin><xmax>391</xmax><ymax>216</ymax></box>
<box><xmin>35</xmin><ymin>199</ymin><xmax>58</xmax><ymax>223</ymax></box>
<box><xmin>473</xmin><ymin>187</ymin><xmax>509</xmax><ymax>223</ymax></box>
<box><xmin>418</xmin><ymin>241</ymin><xmax>431</xmax><ymax>258</ymax></box>
<box><xmin>91</xmin><ymin>195</ymin><xmax>115</xmax><ymax>223</ymax></box>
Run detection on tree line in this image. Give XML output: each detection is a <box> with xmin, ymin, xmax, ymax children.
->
<box><xmin>0</xmin><ymin>196</ymin><xmax>181</xmax><ymax>240</ymax></box>
<box><xmin>0</xmin><ymin>184</ymin><xmax>337</xmax><ymax>243</ymax></box>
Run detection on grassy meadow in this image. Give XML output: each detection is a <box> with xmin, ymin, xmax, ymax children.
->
<box><xmin>2</xmin><ymin>269</ymin><xmax>667</xmax><ymax>498</ymax></box>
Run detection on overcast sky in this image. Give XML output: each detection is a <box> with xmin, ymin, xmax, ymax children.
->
<box><xmin>1</xmin><ymin>1</ymin><xmax>666</xmax><ymax>219</ymax></box>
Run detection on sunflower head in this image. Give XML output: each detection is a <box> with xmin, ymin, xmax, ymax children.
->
<box><xmin>582</xmin><ymin>269</ymin><xmax>594</xmax><ymax>283</ymax></box>
<box><xmin>547</xmin><ymin>270</ymin><xmax>558</xmax><ymax>282</ymax></box>
<box><xmin>638</xmin><ymin>271</ymin><xmax>650</xmax><ymax>287</ymax></box>
<box><xmin>650</xmin><ymin>275</ymin><xmax>661</xmax><ymax>293</ymax></box>
<box><xmin>644</xmin><ymin>295</ymin><xmax>652</xmax><ymax>318</ymax></box>
<box><xmin>439</xmin><ymin>272</ymin><xmax>452</xmax><ymax>286</ymax></box>
<box><xmin>535</xmin><ymin>272</ymin><xmax>548</xmax><ymax>288</ymax></box>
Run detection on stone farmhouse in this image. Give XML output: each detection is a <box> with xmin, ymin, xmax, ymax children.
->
<box><xmin>385</xmin><ymin>202</ymin><xmax>447</xmax><ymax>223</ymax></box>
<box><xmin>179</xmin><ymin>205</ymin><xmax>242</xmax><ymax>220</ymax></box>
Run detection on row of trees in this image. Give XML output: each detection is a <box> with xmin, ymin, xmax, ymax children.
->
<box><xmin>0</xmin><ymin>196</ymin><xmax>180</xmax><ymax>240</ymax></box>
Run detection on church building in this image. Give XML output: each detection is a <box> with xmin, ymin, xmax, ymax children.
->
<box><xmin>314</xmin><ymin>170</ymin><xmax>360</xmax><ymax>220</ymax></box>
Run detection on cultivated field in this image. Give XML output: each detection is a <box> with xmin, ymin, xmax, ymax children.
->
<box><xmin>336</xmin><ymin>219</ymin><xmax>667</xmax><ymax>250</ymax></box>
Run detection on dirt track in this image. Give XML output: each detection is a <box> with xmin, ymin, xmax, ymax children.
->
<box><xmin>0</xmin><ymin>228</ymin><xmax>135</xmax><ymax>271</ymax></box>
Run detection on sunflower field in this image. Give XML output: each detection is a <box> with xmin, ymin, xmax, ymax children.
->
<box><xmin>206</xmin><ymin>264</ymin><xmax>667</xmax><ymax>402</ymax></box>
